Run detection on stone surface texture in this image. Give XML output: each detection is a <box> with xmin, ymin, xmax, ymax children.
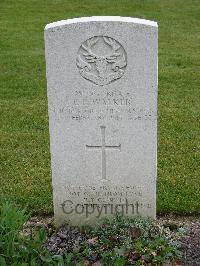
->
<box><xmin>45</xmin><ymin>16</ymin><xmax>158</xmax><ymax>226</ymax></box>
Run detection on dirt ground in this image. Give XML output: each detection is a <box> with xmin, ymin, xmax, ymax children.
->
<box><xmin>24</xmin><ymin>215</ymin><xmax>200</xmax><ymax>265</ymax></box>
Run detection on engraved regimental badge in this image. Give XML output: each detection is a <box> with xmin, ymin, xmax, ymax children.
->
<box><xmin>76</xmin><ymin>36</ymin><xmax>127</xmax><ymax>86</ymax></box>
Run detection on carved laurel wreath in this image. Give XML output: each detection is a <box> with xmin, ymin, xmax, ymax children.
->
<box><xmin>76</xmin><ymin>36</ymin><xmax>127</xmax><ymax>86</ymax></box>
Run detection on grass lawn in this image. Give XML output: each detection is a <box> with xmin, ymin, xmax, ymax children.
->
<box><xmin>0</xmin><ymin>0</ymin><xmax>199</xmax><ymax>215</ymax></box>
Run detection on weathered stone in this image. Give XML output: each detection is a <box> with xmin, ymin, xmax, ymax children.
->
<box><xmin>44</xmin><ymin>16</ymin><xmax>158</xmax><ymax>226</ymax></box>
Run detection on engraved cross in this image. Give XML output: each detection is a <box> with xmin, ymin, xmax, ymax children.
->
<box><xmin>86</xmin><ymin>126</ymin><xmax>121</xmax><ymax>180</ymax></box>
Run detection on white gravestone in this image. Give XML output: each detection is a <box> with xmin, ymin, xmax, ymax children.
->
<box><xmin>45</xmin><ymin>17</ymin><xmax>158</xmax><ymax>226</ymax></box>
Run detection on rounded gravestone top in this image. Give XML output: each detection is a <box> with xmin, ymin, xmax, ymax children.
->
<box><xmin>45</xmin><ymin>16</ymin><xmax>158</xmax><ymax>30</ymax></box>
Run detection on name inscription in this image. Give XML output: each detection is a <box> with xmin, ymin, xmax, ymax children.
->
<box><xmin>50</xmin><ymin>88</ymin><xmax>155</xmax><ymax>122</ymax></box>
